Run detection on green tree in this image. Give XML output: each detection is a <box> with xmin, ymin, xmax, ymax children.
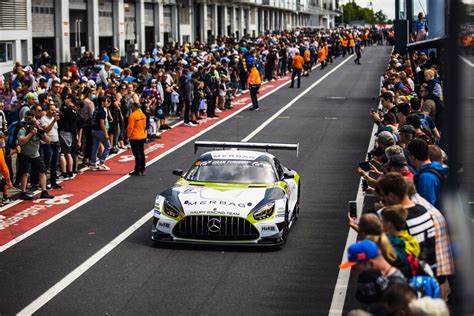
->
<box><xmin>340</xmin><ymin>1</ymin><xmax>378</xmax><ymax>24</ymax></box>
<box><xmin>374</xmin><ymin>10</ymin><xmax>388</xmax><ymax>23</ymax></box>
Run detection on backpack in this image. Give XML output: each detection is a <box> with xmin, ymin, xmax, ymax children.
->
<box><xmin>6</xmin><ymin>120</ymin><xmax>27</xmax><ymax>149</ymax></box>
<box><xmin>414</xmin><ymin>167</ymin><xmax>446</xmax><ymax>188</ymax></box>
<box><xmin>409</xmin><ymin>275</ymin><xmax>441</xmax><ymax>298</ymax></box>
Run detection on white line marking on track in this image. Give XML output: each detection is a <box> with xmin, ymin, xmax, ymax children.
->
<box><xmin>18</xmin><ymin>57</ymin><xmax>357</xmax><ymax>314</ymax></box>
<box><xmin>17</xmin><ymin>210</ymin><xmax>154</xmax><ymax>316</ymax></box>
<box><xmin>327</xmin><ymin>97</ymin><xmax>347</xmax><ymax>100</ymax></box>
<box><xmin>324</xmin><ymin>117</ymin><xmax>338</xmax><ymax>120</ymax></box>
<box><xmin>242</xmin><ymin>55</ymin><xmax>354</xmax><ymax>142</ymax></box>
<box><xmin>460</xmin><ymin>55</ymin><xmax>474</xmax><ymax>68</ymax></box>
<box><xmin>327</xmin><ymin>75</ymin><xmax>383</xmax><ymax>316</ymax></box>
<box><xmin>2</xmin><ymin>63</ymin><xmax>316</xmax><ymax>254</ymax></box>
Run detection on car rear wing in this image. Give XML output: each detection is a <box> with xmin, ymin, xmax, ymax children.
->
<box><xmin>194</xmin><ymin>141</ymin><xmax>299</xmax><ymax>157</ymax></box>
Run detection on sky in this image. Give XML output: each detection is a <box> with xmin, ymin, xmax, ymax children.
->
<box><xmin>338</xmin><ymin>0</ymin><xmax>428</xmax><ymax>20</ymax></box>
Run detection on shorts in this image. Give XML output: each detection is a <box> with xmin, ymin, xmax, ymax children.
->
<box><xmin>18</xmin><ymin>153</ymin><xmax>46</xmax><ymax>174</ymax></box>
<box><xmin>59</xmin><ymin>131</ymin><xmax>74</xmax><ymax>154</ymax></box>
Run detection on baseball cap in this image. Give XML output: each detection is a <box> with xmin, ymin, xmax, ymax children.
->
<box><xmin>80</xmin><ymin>76</ymin><xmax>88</xmax><ymax>82</ymax></box>
<box><xmin>377</xmin><ymin>131</ymin><xmax>396</xmax><ymax>147</ymax></box>
<box><xmin>386</xmin><ymin>154</ymin><xmax>408</xmax><ymax>167</ymax></box>
<box><xmin>339</xmin><ymin>240</ymin><xmax>380</xmax><ymax>269</ymax></box>
<box><xmin>25</xmin><ymin>92</ymin><xmax>35</xmax><ymax>100</ymax></box>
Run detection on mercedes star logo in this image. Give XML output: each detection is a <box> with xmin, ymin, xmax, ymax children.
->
<box><xmin>207</xmin><ymin>218</ymin><xmax>221</xmax><ymax>233</ymax></box>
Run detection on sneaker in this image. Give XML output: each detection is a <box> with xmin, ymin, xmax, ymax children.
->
<box><xmin>68</xmin><ymin>173</ymin><xmax>76</xmax><ymax>180</ymax></box>
<box><xmin>183</xmin><ymin>122</ymin><xmax>197</xmax><ymax>127</ymax></box>
<box><xmin>57</xmin><ymin>174</ymin><xmax>70</xmax><ymax>181</ymax></box>
<box><xmin>98</xmin><ymin>163</ymin><xmax>110</xmax><ymax>171</ymax></box>
<box><xmin>40</xmin><ymin>191</ymin><xmax>54</xmax><ymax>199</ymax></box>
<box><xmin>129</xmin><ymin>171</ymin><xmax>140</xmax><ymax>176</ymax></box>
<box><xmin>20</xmin><ymin>192</ymin><xmax>33</xmax><ymax>200</ymax></box>
<box><xmin>216</xmin><ymin>108</ymin><xmax>222</xmax><ymax>113</ymax></box>
<box><xmin>190</xmin><ymin>120</ymin><xmax>200</xmax><ymax>125</ymax></box>
<box><xmin>2</xmin><ymin>197</ymin><xmax>13</xmax><ymax>204</ymax></box>
<box><xmin>109</xmin><ymin>148</ymin><xmax>119</xmax><ymax>154</ymax></box>
<box><xmin>140</xmin><ymin>171</ymin><xmax>146</xmax><ymax>176</ymax></box>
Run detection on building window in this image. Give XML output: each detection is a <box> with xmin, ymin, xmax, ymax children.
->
<box><xmin>0</xmin><ymin>0</ymin><xmax>28</xmax><ymax>30</ymax></box>
<box><xmin>0</xmin><ymin>42</ymin><xmax>14</xmax><ymax>63</ymax></box>
<box><xmin>180</xmin><ymin>4</ymin><xmax>190</xmax><ymax>25</ymax></box>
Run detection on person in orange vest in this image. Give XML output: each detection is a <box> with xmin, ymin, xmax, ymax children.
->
<box><xmin>289</xmin><ymin>51</ymin><xmax>304</xmax><ymax>88</ymax></box>
<box><xmin>318</xmin><ymin>44</ymin><xmax>327</xmax><ymax>70</ymax></box>
<box><xmin>127</xmin><ymin>102</ymin><xmax>147</xmax><ymax>175</ymax></box>
<box><xmin>246</xmin><ymin>66</ymin><xmax>262</xmax><ymax>111</ymax></box>
<box><xmin>303</xmin><ymin>47</ymin><xmax>311</xmax><ymax>76</ymax></box>
<box><xmin>341</xmin><ymin>34</ymin><xmax>348</xmax><ymax>57</ymax></box>
<box><xmin>349</xmin><ymin>33</ymin><xmax>355</xmax><ymax>55</ymax></box>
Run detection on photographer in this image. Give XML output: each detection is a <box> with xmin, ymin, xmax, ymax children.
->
<box><xmin>17</xmin><ymin>111</ymin><xmax>54</xmax><ymax>200</ymax></box>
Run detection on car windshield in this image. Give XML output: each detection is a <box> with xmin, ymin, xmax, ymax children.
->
<box><xmin>185</xmin><ymin>160</ymin><xmax>277</xmax><ymax>184</ymax></box>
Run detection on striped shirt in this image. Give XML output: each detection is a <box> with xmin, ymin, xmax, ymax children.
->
<box><xmin>406</xmin><ymin>203</ymin><xmax>436</xmax><ymax>268</ymax></box>
<box><xmin>411</xmin><ymin>194</ymin><xmax>455</xmax><ymax>277</ymax></box>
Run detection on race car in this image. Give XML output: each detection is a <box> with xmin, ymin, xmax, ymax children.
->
<box><xmin>151</xmin><ymin>141</ymin><xmax>301</xmax><ymax>246</ymax></box>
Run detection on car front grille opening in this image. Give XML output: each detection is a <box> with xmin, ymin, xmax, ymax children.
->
<box><xmin>172</xmin><ymin>216</ymin><xmax>259</xmax><ymax>241</ymax></box>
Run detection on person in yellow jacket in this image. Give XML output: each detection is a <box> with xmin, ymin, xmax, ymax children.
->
<box><xmin>246</xmin><ymin>66</ymin><xmax>262</xmax><ymax>111</ymax></box>
<box><xmin>127</xmin><ymin>102</ymin><xmax>147</xmax><ymax>175</ymax></box>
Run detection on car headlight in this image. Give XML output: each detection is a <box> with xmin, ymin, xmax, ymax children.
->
<box><xmin>163</xmin><ymin>200</ymin><xmax>181</xmax><ymax>218</ymax></box>
<box><xmin>253</xmin><ymin>202</ymin><xmax>275</xmax><ymax>221</ymax></box>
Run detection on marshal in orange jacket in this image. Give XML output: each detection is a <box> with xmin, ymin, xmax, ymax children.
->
<box><xmin>292</xmin><ymin>53</ymin><xmax>304</xmax><ymax>69</ymax></box>
<box><xmin>127</xmin><ymin>108</ymin><xmax>147</xmax><ymax>140</ymax></box>
<box><xmin>247</xmin><ymin>66</ymin><xmax>262</xmax><ymax>85</ymax></box>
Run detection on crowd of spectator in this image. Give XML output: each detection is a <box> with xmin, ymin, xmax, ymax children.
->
<box><xmin>0</xmin><ymin>27</ymin><xmax>385</xmax><ymax>203</ymax></box>
<box><xmin>1</xmin><ymin>17</ymin><xmax>458</xmax><ymax>313</ymax></box>
<box><xmin>344</xmin><ymin>46</ymin><xmax>454</xmax><ymax>315</ymax></box>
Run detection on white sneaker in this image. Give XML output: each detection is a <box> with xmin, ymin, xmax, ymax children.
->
<box><xmin>216</xmin><ymin>108</ymin><xmax>222</xmax><ymax>113</ymax></box>
<box><xmin>183</xmin><ymin>123</ymin><xmax>197</xmax><ymax>127</ymax></box>
<box><xmin>98</xmin><ymin>164</ymin><xmax>110</xmax><ymax>171</ymax></box>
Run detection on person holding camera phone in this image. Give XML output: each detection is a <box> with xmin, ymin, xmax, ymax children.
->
<box><xmin>17</xmin><ymin>111</ymin><xmax>54</xmax><ymax>200</ymax></box>
<box><xmin>40</xmin><ymin>102</ymin><xmax>62</xmax><ymax>189</ymax></box>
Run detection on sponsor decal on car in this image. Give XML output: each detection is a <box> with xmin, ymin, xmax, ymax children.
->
<box><xmin>188</xmin><ymin>210</ymin><xmax>241</xmax><ymax>216</ymax></box>
<box><xmin>157</xmin><ymin>220</ymin><xmax>172</xmax><ymax>233</ymax></box>
<box><xmin>259</xmin><ymin>224</ymin><xmax>278</xmax><ymax>237</ymax></box>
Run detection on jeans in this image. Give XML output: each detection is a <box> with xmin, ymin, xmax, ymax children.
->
<box><xmin>130</xmin><ymin>139</ymin><xmax>146</xmax><ymax>173</ymax></box>
<box><xmin>250</xmin><ymin>84</ymin><xmax>260</xmax><ymax>108</ymax></box>
<box><xmin>290</xmin><ymin>68</ymin><xmax>302</xmax><ymax>88</ymax></box>
<box><xmin>43</xmin><ymin>142</ymin><xmax>60</xmax><ymax>185</ymax></box>
<box><xmin>91</xmin><ymin>129</ymin><xmax>111</xmax><ymax>165</ymax></box>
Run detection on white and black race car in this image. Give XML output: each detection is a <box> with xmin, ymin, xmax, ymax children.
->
<box><xmin>151</xmin><ymin>141</ymin><xmax>300</xmax><ymax>246</ymax></box>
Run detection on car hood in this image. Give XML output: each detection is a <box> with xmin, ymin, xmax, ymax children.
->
<box><xmin>171</xmin><ymin>184</ymin><xmax>282</xmax><ymax>217</ymax></box>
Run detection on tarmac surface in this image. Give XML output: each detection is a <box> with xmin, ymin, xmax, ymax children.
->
<box><xmin>0</xmin><ymin>45</ymin><xmax>392</xmax><ymax>315</ymax></box>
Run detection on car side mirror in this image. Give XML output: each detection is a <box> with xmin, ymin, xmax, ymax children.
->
<box><xmin>283</xmin><ymin>171</ymin><xmax>295</xmax><ymax>179</ymax></box>
<box><xmin>172</xmin><ymin>169</ymin><xmax>183</xmax><ymax>177</ymax></box>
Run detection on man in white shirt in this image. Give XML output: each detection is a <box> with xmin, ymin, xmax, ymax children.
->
<box><xmin>40</xmin><ymin>103</ymin><xmax>62</xmax><ymax>189</ymax></box>
<box><xmin>96</xmin><ymin>62</ymin><xmax>111</xmax><ymax>88</ymax></box>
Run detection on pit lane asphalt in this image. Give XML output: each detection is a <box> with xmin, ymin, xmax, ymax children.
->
<box><xmin>0</xmin><ymin>46</ymin><xmax>391</xmax><ymax>315</ymax></box>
